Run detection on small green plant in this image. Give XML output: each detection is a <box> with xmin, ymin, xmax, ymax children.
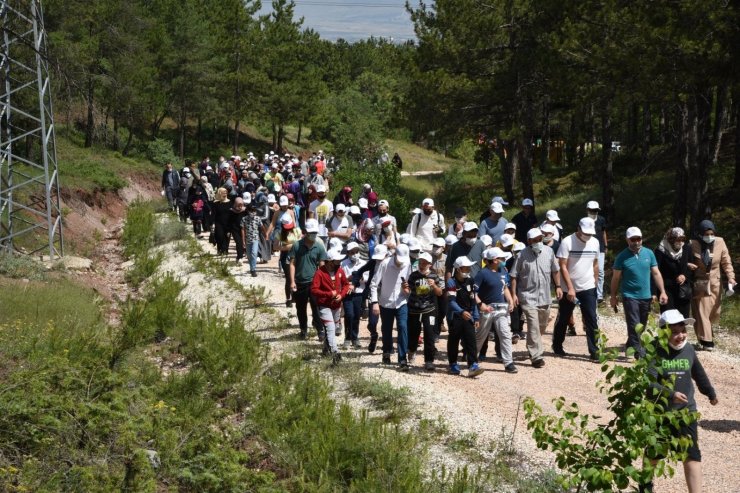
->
<box><xmin>345</xmin><ymin>372</ymin><xmax>412</xmax><ymax>422</ymax></box>
<box><xmin>0</xmin><ymin>252</ymin><xmax>46</xmax><ymax>280</ymax></box>
<box><xmin>524</xmin><ymin>323</ymin><xmax>696</xmax><ymax>492</ymax></box>
<box><xmin>144</xmin><ymin>138</ymin><xmax>178</xmax><ymax>166</ymax></box>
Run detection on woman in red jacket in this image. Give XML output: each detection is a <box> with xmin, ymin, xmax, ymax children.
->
<box><xmin>312</xmin><ymin>249</ymin><xmax>352</xmax><ymax>363</ymax></box>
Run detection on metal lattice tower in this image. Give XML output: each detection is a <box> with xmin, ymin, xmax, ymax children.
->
<box><xmin>0</xmin><ymin>0</ymin><xmax>63</xmax><ymax>258</ymax></box>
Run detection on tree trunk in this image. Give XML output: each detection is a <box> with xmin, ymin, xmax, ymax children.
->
<box><xmin>519</xmin><ymin>135</ymin><xmax>534</xmax><ymax>201</ymax></box>
<box><xmin>297</xmin><ymin>121</ymin><xmax>303</xmax><ymax>146</ymax></box>
<box><xmin>600</xmin><ymin>103</ymin><xmax>615</xmax><ymax>222</ymax></box>
<box><xmin>660</xmin><ymin>105</ymin><xmax>668</xmax><ymax>145</ymax></box>
<box><xmin>271</xmin><ymin>122</ymin><xmax>277</xmax><ymax>150</ymax></box>
<box><xmin>687</xmin><ymin>87</ymin><xmax>713</xmax><ymax>229</ymax></box>
<box><xmin>112</xmin><ymin>115</ymin><xmax>119</xmax><ymax>151</ymax></box>
<box><xmin>179</xmin><ymin>108</ymin><xmax>186</xmax><ymax>160</ymax></box>
<box><xmin>197</xmin><ymin>116</ymin><xmax>202</xmax><ymax>153</ymax></box>
<box><xmin>566</xmin><ymin>113</ymin><xmax>577</xmax><ymax>168</ymax></box>
<box><xmin>540</xmin><ymin>100</ymin><xmax>550</xmax><ymax>172</ymax></box>
<box><xmin>672</xmin><ymin>100</ymin><xmax>690</xmax><ymax>229</ymax></box>
<box><xmin>734</xmin><ymin>96</ymin><xmax>740</xmax><ymax>189</ymax></box>
<box><xmin>233</xmin><ymin>120</ymin><xmax>240</xmax><ymax>154</ymax></box>
<box><xmin>710</xmin><ymin>84</ymin><xmax>727</xmax><ymax>167</ymax></box>
<box><xmin>122</xmin><ymin>128</ymin><xmax>134</xmax><ymax>156</ymax></box>
<box><xmin>496</xmin><ymin>140</ymin><xmax>516</xmax><ymax>204</ymax></box>
<box><xmin>277</xmin><ymin>124</ymin><xmax>285</xmax><ymax>153</ymax></box>
<box><xmin>84</xmin><ymin>75</ymin><xmax>94</xmax><ymax>148</ymax></box>
<box><xmin>641</xmin><ymin>103</ymin><xmax>651</xmax><ymax>164</ymax></box>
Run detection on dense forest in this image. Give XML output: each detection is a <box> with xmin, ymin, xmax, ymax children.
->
<box><xmin>43</xmin><ymin>0</ymin><xmax>739</xmax><ymax>231</ymax></box>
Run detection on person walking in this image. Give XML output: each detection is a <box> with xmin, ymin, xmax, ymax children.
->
<box><xmin>511</xmin><ymin>198</ymin><xmax>538</xmax><ymax>243</ymax></box>
<box><xmin>446</xmin><ymin>256</ymin><xmax>484</xmax><ymax>377</ymax></box>
<box><xmin>479</xmin><ymin>201</ymin><xmax>507</xmax><ymax>244</ymax></box>
<box><xmin>407</xmin><ymin>252</ymin><xmax>444</xmax><ymax>371</ymax></box>
<box><xmin>312</xmin><ymin>249</ymin><xmax>352</xmax><ymax>364</ymax></box>
<box><xmin>690</xmin><ymin>220</ymin><xmax>736</xmax><ymax>351</ymax></box>
<box><xmin>610</xmin><ymin>227</ymin><xmax>668</xmax><ymax>358</ymax></box>
<box><xmin>340</xmin><ymin>242</ymin><xmax>366</xmax><ymax>349</ymax></box>
<box><xmin>288</xmin><ymin>218</ymin><xmax>327</xmax><ymax>340</ymax></box>
<box><xmin>586</xmin><ymin>201</ymin><xmax>608</xmax><ymax>302</ymax></box>
<box><xmin>654</xmin><ymin>227</ymin><xmax>693</xmax><ymax>318</ymax></box>
<box><xmin>409</xmin><ymin>198</ymin><xmax>445</xmax><ymax>252</ymax></box>
<box><xmin>212</xmin><ymin>187</ymin><xmax>232</xmax><ymax>256</ymax></box>
<box><xmin>161</xmin><ymin>162</ymin><xmax>180</xmax><ymax>212</ymax></box>
<box><xmin>241</xmin><ymin>198</ymin><xmax>265</xmax><ymax>277</ymax></box>
<box><xmin>369</xmin><ymin>243</ymin><xmax>413</xmax><ymax>370</ymax></box>
<box><xmin>510</xmin><ymin>228</ymin><xmax>562</xmax><ymax>369</ymax></box>
<box><xmin>552</xmin><ymin>217</ymin><xmax>601</xmax><ymax>360</ymax></box>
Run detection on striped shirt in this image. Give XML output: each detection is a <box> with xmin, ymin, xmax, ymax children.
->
<box><xmin>557</xmin><ymin>234</ymin><xmax>600</xmax><ymax>292</ymax></box>
<box><xmin>510</xmin><ymin>245</ymin><xmax>559</xmax><ymax>306</ymax></box>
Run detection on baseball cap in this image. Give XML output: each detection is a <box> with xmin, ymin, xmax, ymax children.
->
<box><xmin>626</xmin><ymin>227</ymin><xmax>642</xmax><ymax>239</ymax></box>
<box><xmin>358</xmin><ymin>197</ymin><xmax>368</xmax><ymax>208</ymax></box>
<box><xmin>546</xmin><ymin>210</ymin><xmax>560</xmax><ymax>221</ymax></box>
<box><xmin>336</xmin><ymin>203</ymin><xmax>347</xmax><ymax>212</ymax></box>
<box><xmin>490</xmin><ymin>202</ymin><xmax>504</xmax><ymax>214</ymax></box>
<box><xmin>579</xmin><ymin>217</ymin><xmax>596</xmax><ymax>235</ymax></box>
<box><xmin>512</xmin><ymin>242</ymin><xmax>525</xmax><ymax>253</ymax></box>
<box><xmin>346</xmin><ymin>241</ymin><xmax>360</xmax><ymax>252</ymax></box>
<box><xmin>304</xmin><ymin>218</ymin><xmax>319</xmax><ymax>233</ymax></box>
<box><xmin>527</xmin><ymin>228</ymin><xmax>543</xmax><ymax>240</ymax></box>
<box><xmin>363</xmin><ymin>183</ymin><xmax>371</xmax><ymax>190</ymax></box>
<box><xmin>418</xmin><ymin>252</ymin><xmax>433</xmax><ymax>264</ymax></box>
<box><xmin>453</xmin><ymin>256</ymin><xmax>475</xmax><ymax>269</ymax></box>
<box><xmin>522</xmin><ymin>198</ymin><xmax>534</xmax><ymax>207</ymax></box>
<box><xmin>540</xmin><ymin>223</ymin><xmax>556</xmax><ymax>234</ymax></box>
<box><xmin>658</xmin><ymin>309</ymin><xmax>695</xmax><ymax>327</ymax></box>
<box><xmin>483</xmin><ymin>247</ymin><xmax>508</xmax><ymax>260</ymax></box>
<box><xmin>371</xmin><ymin>244</ymin><xmax>388</xmax><ymax>260</ymax></box>
<box><xmin>422</xmin><ymin>198</ymin><xmax>434</xmax><ymax>207</ymax></box>
<box><xmin>445</xmin><ymin>234</ymin><xmax>458</xmax><ymax>246</ymax></box>
<box><xmin>491</xmin><ymin>196</ymin><xmax>509</xmax><ymax>205</ymax></box>
<box><xmin>395</xmin><ymin>243</ymin><xmax>410</xmax><ymax>263</ymax></box>
<box><xmin>267</xmin><ymin>194</ymin><xmax>276</xmax><ymax>203</ymax></box>
<box><xmin>378</xmin><ymin>199</ymin><xmax>389</xmax><ymax>207</ymax></box>
<box><xmin>499</xmin><ymin>234</ymin><xmax>515</xmax><ymax>248</ymax></box>
<box><xmin>463</xmin><ymin>221</ymin><xmax>479</xmax><ymax>232</ymax></box>
<box><xmin>399</xmin><ymin>233</ymin><xmax>411</xmax><ymax>245</ymax></box>
<box><xmin>349</xmin><ymin>205</ymin><xmax>360</xmax><ymax>215</ymax></box>
<box><xmin>327</xmin><ymin>249</ymin><xmax>345</xmax><ymax>261</ymax></box>
<box><xmin>316</xmin><ymin>184</ymin><xmax>326</xmax><ymax>193</ymax></box>
<box><xmin>407</xmin><ymin>238</ymin><xmax>421</xmax><ymax>251</ymax></box>
<box><xmin>480</xmin><ymin>235</ymin><xmax>493</xmax><ymax>247</ymax></box>
<box><xmin>280</xmin><ymin>215</ymin><xmax>295</xmax><ymax>229</ymax></box>
<box><xmin>432</xmin><ymin>237</ymin><xmax>446</xmax><ymax>247</ymax></box>
<box><xmin>279</xmin><ymin>195</ymin><xmax>289</xmax><ymax>206</ymax></box>
<box><xmin>504</xmin><ymin>222</ymin><xmax>517</xmax><ymax>231</ymax></box>
<box><xmin>586</xmin><ymin>200</ymin><xmax>600</xmax><ymax>210</ymax></box>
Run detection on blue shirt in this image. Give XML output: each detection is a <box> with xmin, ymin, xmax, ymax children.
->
<box><xmin>474</xmin><ymin>268</ymin><xmax>507</xmax><ymax>304</ymax></box>
<box><xmin>613</xmin><ymin>247</ymin><xmax>657</xmax><ymax>299</ymax></box>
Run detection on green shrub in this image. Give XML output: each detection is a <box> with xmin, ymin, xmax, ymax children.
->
<box><xmin>144</xmin><ymin>138</ymin><xmax>179</xmax><ymax>167</ymax></box>
<box><xmin>0</xmin><ymin>252</ymin><xmax>46</xmax><ymax>280</ymax></box>
<box><xmin>122</xmin><ymin>200</ymin><xmax>156</xmax><ymax>258</ymax></box>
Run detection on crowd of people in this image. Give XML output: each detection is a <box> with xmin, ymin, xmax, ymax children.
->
<box><xmin>162</xmin><ymin>148</ymin><xmax>734</xmax><ymax>491</ymax></box>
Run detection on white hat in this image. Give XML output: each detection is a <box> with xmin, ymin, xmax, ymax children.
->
<box><xmin>410</xmin><ymin>207</ymin><xmax>421</xmax><ymax>215</ymax></box>
<box><xmin>329</xmin><ymin>238</ymin><xmax>343</xmax><ymax>251</ymax></box>
<box><xmin>271</xmin><ymin>163</ymin><xmax>278</xmax><ymax>169</ymax></box>
<box><xmin>418</xmin><ymin>252</ymin><xmax>433</xmax><ymax>264</ymax></box>
<box><xmin>453</xmin><ymin>256</ymin><xmax>475</xmax><ymax>269</ymax></box>
<box><xmin>658</xmin><ymin>309</ymin><xmax>695</xmax><ymax>327</ymax></box>
<box><xmin>586</xmin><ymin>200</ymin><xmax>600</xmax><ymax>210</ymax></box>
<box><xmin>346</xmin><ymin>241</ymin><xmax>360</xmax><ymax>251</ymax></box>
<box><xmin>395</xmin><ymin>244</ymin><xmax>410</xmax><ymax>263</ymax></box>
<box><xmin>316</xmin><ymin>184</ymin><xmax>327</xmax><ymax>193</ymax></box>
<box><xmin>371</xmin><ymin>244</ymin><xmax>388</xmax><ymax>260</ymax></box>
<box><xmin>626</xmin><ymin>227</ymin><xmax>642</xmax><ymax>239</ymax></box>
<box><xmin>407</xmin><ymin>238</ymin><xmax>421</xmax><ymax>251</ymax></box>
<box><xmin>463</xmin><ymin>221</ymin><xmax>479</xmax><ymax>232</ymax></box>
<box><xmin>512</xmin><ymin>242</ymin><xmax>525</xmax><ymax>253</ymax></box>
<box><xmin>279</xmin><ymin>195</ymin><xmax>289</xmax><ymax>206</ymax></box>
<box><xmin>243</xmin><ymin>192</ymin><xmax>252</xmax><ymax>204</ymax></box>
<box><xmin>504</xmin><ymin>222</ymin><xmax>516</xmax><ymax>231</ymax></box>
<box><xmin>399</xmin><ymin>233</ymin><xmax>411</xmax><ymax>245</ymax></box>
<box><xmin>267</xmin><ymin>194</ymin><xmax>276</xmax><ymax>203</ymax></box>
<box><xmin>304</xmin><ymin>218</ymin><xmax>319</xmax><ymax>233</ymax></box>
<box><xmin>546</xmin><ymin>210</ymin><xmax>560</xmax><ymax>221</ymax></box>
<box><xmin>540</xmin><ymin>223</ymin><xmax>556</xmax><ymax>234</ymax></box>
<box><xmin>499</xmin><ymin>234</ymin><xmax>515</xmax><ymax>248</ymax></box>
<box><xmin>358</xmin><ymin>197</ymin><xmax>368</xmax><ymax>208</ymax></box>
<box><xmin>327</xmin><ymin>249</ymin><xmax>345</xmax><ymax>261</ymax></box>
<box><xmin>579</xmin><ymin>217</ymin><xmax>596</xmax><ymax>235</ymax></box>
<box><xmin>522</xmin><ymin>198</ymin><xmax>534</xmax><ymax>207</ymax></box>
<box><xmin>280</xmin><ymin>215</ymin><xmax>295</xmax><ymax>229</ymax></box>
<box><xmin>378</xmin><ymin>199</ymin><xmax>389</xmax><ymax>207</ymax></box>
<box><xmin>445</xmin><ymin>234</ymin><xmax>458</xmax><ymax>246</ymax></box>
<box><xmin>349</xmin><ymin>205</ymin><xmax>360</xmax><ymax>215</ymax></box>
<box><xmin>205</xmin><ymin>165</ymin><xmax>213</xmax><ymax>171</ymax></box>
<box><xmin>422</xmin><ymin>198</ymin><xmax>434</xmax><ymax>207</ymax></box>
<box><xmin>335</xmin><ymin>203</ymin><xmax>347</xmax><ymax>212</ymax></box>
<box><xmin>363</xmin><ymin>183</ymin><xmax>371</xmax><ymax>190</ymax></box>
<box><xmin>432</xmin><ymin>237</ymin><xmax>446</xmax><ymax>247</ymax></box>
<box><xmin>490</xmin><ymin>202</ymin><xmax>504</xmax><ymax>214</ymax></box>
<box><xmin>491</xmin><ymin>196</ymin><xmax>509</xmax><ymax>205</ymax></box>
<box><xmin>480</xmin><ymin>234</ymin><xmax>493</xmax><ymax>247</ymax></box>
<box><xmin>269</xmin><ymin>151</ymin><xmax>275</xmax><ymax>155</ymax></box>
<box><xmin>527</xmin><ymin>228</ymin><xmax>543</xmax><ymax>240</ymax></box>
<box><xmin>483</xmin><ymin>247</ymin><xmax>508</xmax><ymax>260</ymax></box>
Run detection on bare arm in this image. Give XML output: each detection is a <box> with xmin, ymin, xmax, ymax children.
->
<box><xmin>610</xmin><ymin>269</ymin><xmax>622</xmax><ymax>309</ymax></box>
<box><xmin>559</xmin><ymin>257</ymin><xmax>576</xmax><ymax>303</ymax></box>
<box><xmin>651</xmin><ymin>266</ymin><xmax>668</xmax><ymax>304</ymax></box>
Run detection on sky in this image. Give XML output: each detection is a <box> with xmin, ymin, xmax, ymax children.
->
<box><xmin>262</xmin><ymin>0</ymin><xmax>417</xmax><ymax>42</ymax></box>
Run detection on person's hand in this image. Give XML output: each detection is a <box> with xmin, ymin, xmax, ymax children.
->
<box><xmin>333</xmin><ymin>293</ymin><xmax>342</xmax><ymax>302</ymax></box>
<box><xmin>555</xmin><ymin>287</ymin><xmax>563</xmax><ymax>300</ymax></box>
<box><xmin>672</xmin><ymin>392</ymin><xmax>688</xmax><ymax>405</ymax></box>
<box><xmin>710</xmin><ymin>398</ymin><xmax>719</xmax><ymax>406</ymax></box>
<box><xmin>508</xmin><ymin>302</ymin><xmax>515</xmax><ymax>313</ymax></box>
<box><xmin>567</xmin><ymin>289</ymin><xmax>576</xmax><ymax>303</ymax></box>
<box><xmin>687</xmin><ymin>262</ymin><xmax>698</xmax><ymax>271</ymax></box>
<box><xmin>512</xmin><ymin>295</ymin><xmax>519</xmax><ymax>307</ymax></box>
<box><xmin>474</xmin><ymin>320</ymin><xmax>480</xmax><ymax>329</ymax></box>
<box><xmin>291</xmin><ymin>282</ymin><xmax>297</xmax><ymax>292</ymax></box>
<box><xmin>677</xmin><ymin>274</ymin><xmax>686</xmax><ymax>285</ymax></box>
<box><xmin>480</xmin><ymin>303</ymin><xmax>492</xmax><ymax>313</ymax></box>
<box><xmin>659</xmin><ymin>292</ymin><xmax>668</xmax><ymax>305</ymax></box>
<box><xmin>372</xmin><ymin>304</ymin><xmax>380</xmax><ymax>316</ymax></box>
<box><xmin>610</xmin><ymin>294</ymin><xmax>618</xmax><ymax>310</ymax></box>
<box><xmin>427</xmin><ymin>278</ymin><xmax>436</xmax><ymax>288</ymax></box>
<box><xmin>462</xmin><ymin>311</ymin><xmax>472</xmax><ymax>321</ymax></box>
<box><xmin>331</xmin><ymin>290</ymin><xmax>337</xmax><ymax>297</ymax></box>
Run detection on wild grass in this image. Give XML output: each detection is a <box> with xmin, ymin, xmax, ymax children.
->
<box><xmin>345</xmin><ymin>371</ymin><xmax>412</xmax><ymax>423</ymax></box>
<box><xmin>0</xmin><ymin>252</ymin><xmax>47</xmax><ymax>280</ymax></box>
<box><xmin>387</xmin><ymin>138</ymin><xmax>464</xmax><ymax>173</ymax></box>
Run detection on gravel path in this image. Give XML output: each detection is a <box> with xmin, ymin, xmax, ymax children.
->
<box><xmin>162</xmin><ymin>235</ymin><xmax>740</xmax><ymax>492</ymax></box>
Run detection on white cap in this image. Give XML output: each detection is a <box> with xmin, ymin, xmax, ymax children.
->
<box><xmin>271</xmin><ymin>163</ymin><xmax>278</xmax><ymax>169</ymax></box>
<box><xmin>522</xmin><ymin>198</ymin><xmax>534</xmax><ymax>207</ymax></box>
<box><xmin>346</xmin><ymin>241</ymin><xmax>360</xmax><ymax>251</ymax></box>
<box><xmin>327</xmin><ymin>249</ymin><xmax>346</xmax><ymax>261</ymax></box>
<box><xmin>395</xmin><ymin>244</ymin><xmax>410</xmax><ymax>263</ymax></box>
<box><xmin>335</xmin><ymin>203</ymin><xmax>347</xmax><ymax>212</ymax></box>
<box><xmin>579</xmin><ymin>217</ymin><xmax>596</xmax><ymax>235</ymax></box>
<box><xmin>463</xmin><ymin>221</ymin><xmax>479</xmax><ymax>232</ymax></box>
<box><xmin>316</xmin><ymin>184</ymin><xmax>327</xmax><ymax>193</ymax></box>
<box><xmin>432</xmin><ymin>237</ymin><xmax>446</xmax><ymax>247</ymax></box>
<box><xmin>480</xmin><ymin>235</ymin><xmax>493</xmax><ymax>247</ymax></box>
<box><xmin>540</xmin><ymin>223</ymin><xmax>556</xmax><ymax>234</ymax></box>
<box><xmin>454</xmin><ymin>256</ymin><xmax>475</xmax><ymax>269</ymax></box>
<box><xmin>499</xmin><ymin>234</ymin><xmax>515</xmax><ymax>248</ymax></box>
<box><xmin>399</xmin><ymin>233</ymin><xmax>411</xmax><ymax>245</ymax></box>
<box><xmin>243</xmin><ymin>192</ymin><xmax>252</xmax><ymax>204</ymax></box>
<box><xmin>304</xmin><ymin>218</ymin><xmax>319</xmax><ymax>233</ymax></box>
<box><xmin>586</xmin><ymin>200</ymin><xmax>600</xmax><ymax>210</ymax></box>
<box><xmin>378</xmin><ymin>199</ymin><xmax>389</xmax><ymax>207</ymax></box>
<box><xmin>422</xmin><ymin>198</ymin><xmax>434</xmax><ymax>207</ymax></box>
<box><xmin>491</xmin><ymin>196</ymin><xmax>509</xmax><ymax>205</ymax></box>
<box><xmin>418</xmin><ymin>252</ymin><xmax>433</xmax><ymax>264</ymax></box>
<box><xmin>626</xmin><ymin>227</ymin><xmax>642</xmax><ymax>239</ymax></box>
<box><xmin>490</xmin><ymin>202</ymin><xmax>504</xmax><ymax>214</ymax></box>
<box><xmin>483</xmin><ymin>247</ymin><xmax>508</xmax><ymax>260</ymax></box>
<box><xmin>267</xmin><ymin>194</ymin><xmax>277</xmax><ymax>203</ymax></box>
<box><xmin>658</xmin><ymin>309</ymin><xmax>695</xmax><ymax>327</ymax></box>
<box><xmin>279</xmin><ymin>195</ymin><xmax>289</xmax><ymax>206</ymax></box>
<box><xmin>512</xmin><ymin>242</ymin><xmax>525</xmax><ymax>253</ymax></box>
<box><xmin>280</xmin><ymin>215</ymin><xmax>295</xmax><ymax>229</ymax></box>
<box><xmin>363</xmin><ymin>183</ymin><xmax>371</xmax><ymax>190</ymax></box>
<box><xmin>445</xmin><ymin>234</ymin><xmax>458</xmax><ymax>246</ymax></box>
<box><xmin>349</xmin><ymin>205</ymin><xmax>360</xmax><ymax>215</ymax></box>
<box><xmin>358</xmin><ymin>197</ymin><xmax>368</xmax><ymax>208</ymax></box>
<box><xmin>407</xmin><ymin>238</ymin><xmax>421</xmax><ymax>251</ymax></box>
<box><xmin>371</xmin><ymin>244</ymin><xmax>388</xmax><ymax>260</ymax></box>
<box><xmin>527</xmin><ymin>228</ymin><xmax>543</xmax><ymax>240</ymax></box>
<box><xmin>329</xmin><ymin>238</ymin><xmax>343</xmax><ymax>251</ymax></box>
<box><xmin>205</xmin><ymin>165</ymin><xmax>212</xmax><ymax>171</ymax></box>
<box><xmin>546</xmin><ymin>210</ymin><xmax>560</xmax><ymax>221</ymax></box>
<box><xmin>504</xmin><ymin>222</ymin><xmax>517</xmax><ymax>231</ymax></box>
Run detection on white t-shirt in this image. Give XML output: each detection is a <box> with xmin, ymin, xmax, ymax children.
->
<box><xmin>410</xmin><ymin>211</ymin><xmax>445</xmax><ymax>251</ymax></box>
<box><xmin>557</xmin><ymin>233</ymin><xmax>600</xmax><ymax>292</ymax></box>
<box><xmin>330</xmin><ymin>215</ymin><xmax>352</xmax><ymax>237</ymax></box>
<box><xmin>309</xmin><ymin>199</ymin><xmax>333</xmax><ymax>237</ymax></box>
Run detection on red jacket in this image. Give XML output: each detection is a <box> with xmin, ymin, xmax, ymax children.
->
<box><xmin>311</xmin><ymin>265</ymin><xmax>351</xmax><ymax>309</ymax></box>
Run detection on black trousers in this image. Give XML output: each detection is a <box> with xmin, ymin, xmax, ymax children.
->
<box><xmin>408</xmin><ymin>311</ymin><xmax>437</xmax><ymax>362</ymax></box>
<box><xmin>448</xmin><ymin>316</ymin><xmax>478</xmax><ymax>366</ymax></box>
<box><xmin>294</xmin><ymin>282</ymin><xmax>322</xmax><ymax>336</ymax></box>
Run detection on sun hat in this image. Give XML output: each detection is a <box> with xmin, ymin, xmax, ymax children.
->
<box><xmin>658</xmin><ymin>309</ymin><xmax>695</xmax><ymax>327</ymax></box>
<box><xmin>626</xmin><ymin>227</ymin><xmax>642</xmax><ymax>239</ymax></box>
<box><xmin>578</xmin><ymin>217</ymin><xmax>596</xmax><ymax>235</ymax></box>
<box><xmin>453</xmin><ymin>256</ymin><xmax>475</xmax><ymax>268</ymax></box>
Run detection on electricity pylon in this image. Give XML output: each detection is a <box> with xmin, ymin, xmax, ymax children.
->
<box><xmin>0</xmin><ymin>0</ymin><xmax>63</xmax><ymax>258</ymax></box>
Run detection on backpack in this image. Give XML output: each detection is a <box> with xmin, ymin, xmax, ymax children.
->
<box><xmin>192</xmin><ymin>199</ymin><xmax>204</xmax><ymax>214</ymax></box>
<box><xmin>412</xmin><ymin>211</ymin><xmax>444</xmax><ymax>236</ymax></box>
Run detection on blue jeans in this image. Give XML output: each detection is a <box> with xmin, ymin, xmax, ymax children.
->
<box><xmin>343</xmin><ymin>293</ymin><xmax>363</xmax><ymax>342</ymax></box>
<box><xmin>246</xmin><ymin>241</ymin><xmax>259</xmax><ymax>272</ymax></box>
<box><xmin>380</xmin><ymin>304</ymin><xmax>409</xmax><ymax>363</ymax></box>
<box><xmin>623</xmin><ymin>297</ymin><xmax>651</xmax><ymax>357</ymax></box>
<box><xmin>553</xmin><ymin>288</ymin><xmax>599</xmax><ymax>357</ymax></box>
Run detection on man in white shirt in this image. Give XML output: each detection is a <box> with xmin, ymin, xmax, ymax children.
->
<box><xmin>409</xmin><ymin>197</ymin><xmax>445</xmax><ymax>253</ymax></box>
<box><xmin>552</xmin><ymin>217</ymin><xmax>601</xmax><ymax>360</ymax></box>
<box><xmin>327</xmin><ymin>203</ymin><xmax>354</xmax><ymax>244</ymax></box>
<box><xmin>370</xmin><ymin>244</ymin><xmax>412</xmax><ymax>370</ymax></box>
<box><xmin>308</xmin><ymin>184</ymin><xmax>333</xmax><ymax>244</ymax></box>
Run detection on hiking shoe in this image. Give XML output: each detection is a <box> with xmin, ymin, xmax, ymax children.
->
<box><xmin>440</xmin><ymin>323</ymin><xmax>447</xmax><ymax>333</ymax></box>
<box><xmin>504</xmin><ymin>363</ymin><xmax>518</xmax><ymax>374</ymax></box>
<box><xmin>511</xmin><ymin>333</ymin><xmax>520</xmax><ymax>345</ymax></box>
<box><xmin>285</xmin><ymin>300</ymin><xmax>293</xmax><ymax>308</ymax></box>
<box><xmin>368</xmin><ymin>338</ymin><xmax>378</xmax><ymax>354</ymax></box>
<box><xmin>251</xmin><ymin>271</ymin><xmax>258</xmax><ymax>277</ymax></box>
<box><xmin>299</xmin><ymin>331</ymin><xmax>307</xmax><ymax>340</ymax></box>
<box><xmin>408</xmin><ymin>351</ymin><xmax>416</xmax><ymax>365</ymax></box>
<box><xmin>424</xmin><ymin>361</ymin><xmax>435</xmax><ymax>371</ymax></box>
<box><xmin>352</xmin><ymin>339</ymin><xmax>362</xmax><ymax>349</ymax></box>
<box><xmin>318</xmin><ymin>333</ymin><xmax>326</xmax><ymax>343</ymax></box>
<box><xmin>398</xmin><ymin>361</ymin><xmax>410</xmax><ymax>372</ymax></box>
<box><xmin>532</xmin><ymin>358</ymin><xmax>545</xmax><ymax>368</ymax></box>
<box><xmin>552</xmin><ymin>346</ymin><xmax>567</xmax><ymax>357</ymax></box>
<box><xmin>342</xmin><ymin>339</ymin><xmax>351</xmax><ymax>349</ymax></box>
<box><xmin>382</xmin><ymin>354</ymin><xmax>391</xmax><ymax>365</ymax></box>
<box><xmin>567</xmin><ymin>325</ymin><xmax>576</xmax><ymax>336</ymax></box>
<box><xmin>331</xmin><ymin>352</ymin><xmax>342</xmax><ymax>366</ymax></box>
<box><xmin>467</xmin><ymin>363</ymin><xmax>484</xmax><ymax>378</ymax></box>
<box><xmin>448</xmin><ymin>363</ymin><xmax>461</xmax><ymax>375</ymax></box>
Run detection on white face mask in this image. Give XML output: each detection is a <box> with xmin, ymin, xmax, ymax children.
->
<box><xmin>350</xmin><ymin>253</ymin><xmax>360</xmax><ymax>262</ymax></box>
<box><xmin>702</xmin><ymin>235</ymin><xmax>715</xmax><ymax>244</ymax></box>
<box><xmin>530</xmin><ymin>242</ymin><xmax>543</xmax><ymax>253</ymax></box>
<box><xmin>433</xmin><ymin>247</ymin><xmax>444</xmax><ymax>257</ymax></box>
<box><xmin>668</xmin><ymin>339</ymin><xmax>687</xmax><ymax>351</ymax></box>
<box><xmin>465</xmin><ymin>237</ymin><xmax>477</xmax><ymax>246</ymax></box>
<box><xmin>588</xmin><ymin>212</ymin><xmax>598</xmax><ymax>220</ymax></box>
<box><xmin>672</xmin><ymin>241</ymin><xmax>684</xmax><ymax>251</ymax></box>
<box><xmin>459</xmin><ymin>272</ymin><xmax>470</xmax><ymax>279</ymax></box>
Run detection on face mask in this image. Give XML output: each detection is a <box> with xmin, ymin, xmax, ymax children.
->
<box><xmin>410</xmin><ymin>252</ymin><xmax>419</xmax><ymax>259</ymax></box>
<box><xmin>433</xmin><ymin>247</ymin><xmax>444</xmax><ymax>257</ymax></box>
<box><xmin>306</xmin><ymin>233</ymin><xmax>317</xmax><ymax>241</ymax></box>
<box><xmin>543</xmin><ymin>235</ymin><xmax>553</xmax><ymax>245</ymax></box>
<box><xmin>628</xmin><ymin>240</ymin><xmax>642</xmax><ymax>252</ymax></box>
<box><xmin>588</xmin><ymin>212</ymin><xmax>598</xmax><ymax>220</ymax></box>
<box><xmin>350</xmin><ymin>253</ymin><xmax>360</xmax><ymax>262</ymax></box>
<box><xmin>531</xmin><ymin>242</ymin><xmax>543</xmax><ymax>253</ymax></box>
<box><xmin>466</xmin><ymin>237</ymin><xmax>477</xmax><ymax>246</ymax></box>
<box><xmin>672</xmin><ymin>241</ymin><xmax>684</xmax><ymax>251</ymax></box>
<box><xmin>702</xmin><ymin>235</ymin><xmax>715</xmax><ymax>244</ymax></box>
<box><xmin>668</xmin><ymin>339</ymin><xmax>687</xmax><ymax>351</ymax></box>
<box><xmin>459</xmin><ymin>272</ymin><xmax>470</xmax><ymax>279</ymax></box>
<box><xmin>379</xmin><ymin>211</ymin><xmax>387</xmax><ymax>217</ymax></box>
<box><xmin>577</xmin><ymin>232</ymin><xmax>592</xmax><ymax>242</ymax></box>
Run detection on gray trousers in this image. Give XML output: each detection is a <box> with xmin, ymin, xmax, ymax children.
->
<box><xmin>478</xmin><ymin>308</ymin><xmax>513</xmax><ymax>366</ymax></box>
<box><xmin>521</xmin><ymin>304</ymin><xmax>550</xmax><ymax>361</ymax></box>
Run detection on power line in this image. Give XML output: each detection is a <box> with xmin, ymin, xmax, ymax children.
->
<box><xmin>294</xmin><ymin>1</ymin><xmax>406</xmax><ymax>7</ymax></box>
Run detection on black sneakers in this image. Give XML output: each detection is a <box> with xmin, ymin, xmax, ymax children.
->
<box><xmin>532</xmin><ymin>358</ymin><xmax>545</xmax><ymax>368</ymax></box>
